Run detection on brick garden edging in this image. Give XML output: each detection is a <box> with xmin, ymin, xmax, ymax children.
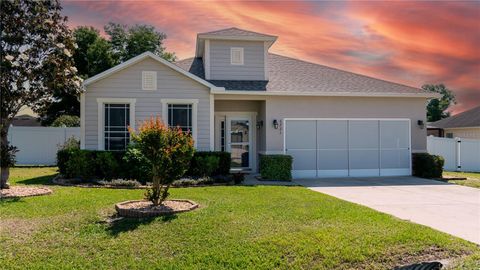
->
<box><xmin>115</xmin><ymin>199</ymin><xmax>199</xmax><ymax>218</ymax></box>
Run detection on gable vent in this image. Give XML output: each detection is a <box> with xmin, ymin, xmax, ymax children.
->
<box><xmin>142</xmin><ymin>71</ymin><xmax>157</xmax><ymax>90</ymax></box>
<box><xmin>230</xmin><ymin>47</ymin><xmax>244</xmax><ymax>65</ymax></box>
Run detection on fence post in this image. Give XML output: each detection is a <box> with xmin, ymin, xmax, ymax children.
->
<box><xmin>456</xmin><ymin>138</ymin><xmax>461</xmax><ymax>171</ymax></box>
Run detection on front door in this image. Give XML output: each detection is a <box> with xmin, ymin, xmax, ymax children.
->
<box><xmin>227</xmin><ymin>118</ymin><xmax>251</xmax><ymax>169</ymax></box>
<box><xmin>215</xmin><ymin>113</ymin><xmax>255</xmax><ymax>171</ymax></box>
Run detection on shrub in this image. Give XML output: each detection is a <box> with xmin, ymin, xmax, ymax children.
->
<box><xmin>259</xmin><ymin>154</ymin><xmax>293</xmax><ymax>181</ymax></box>
<box><xmin>130</xmin><ymin>117</ymin><xmax>195</xmax><ymax>205</ymax></box>
<box><xmin>57</xmin><ymin>137</ymin><xmax>80</xmax><ymax>175</ymax></box>
<box><xmin>123</xmin><ymin>146</ymin><xmax>151</xmax><ymax>184</ymax></box>
<box><xmin>65</xmin><ymin>150</ymin><xmax>95</xmax><ymax>180</ymax></box>
<box><xmin>190</xmin><ymin>155</ymin><xmax>220</xmax><ymax>177</ymax></box>
<box><xmin>187</xmin><ymin>151</ymin><xmax>231</xmax><ymax>176</ymax></box>
<box><xmin>412</xmin><ymin>153</ymin><xmax>444</xmax><ymax>179</ymax></box>
<box><xmin>51</xmin><ymin>115</ymin><xmax>80</xmax><ymax>127</ymax></box>
<box><xmin>232</xmin><ymin>172</ymin><xmax>245</xmax><ymax>184</ymax></box>
<box><xmin>95</xmin><ymin>151</ymin><xmax>119</xmax><ymax>179</ymax></box>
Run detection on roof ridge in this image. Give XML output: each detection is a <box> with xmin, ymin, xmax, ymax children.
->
<box><xmin>199</xmin><ymin>27</ymin><xmax>276</xmax><ymax>37</ymax></box>
<box><xmin>269</xmin><ymin>53</ymin><xmax>425</xmax><ymax>93</ymax></box>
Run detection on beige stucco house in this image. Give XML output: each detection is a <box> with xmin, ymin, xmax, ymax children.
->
<box><xmin>429</xmin><ymin>106</ymin><xmax>480</xmax><ymax>139</ymax></box>
<box><xmin>81</xmin><ymin>27</ymin><xmax>436</xmax><ymax>178</ymax></box>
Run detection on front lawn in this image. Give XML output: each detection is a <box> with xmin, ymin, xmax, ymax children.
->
<box><xmin>1</xmin><ymin>167</ymin><xmax>479</xmax><ymax>269</ymax></box>
<box><xmin>443</xmin><ymin>171</ymin><xmax>480</xmax><ymax>189</ymax></box>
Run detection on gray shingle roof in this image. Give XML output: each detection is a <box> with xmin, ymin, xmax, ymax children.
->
<box><xmin>432</xmin><ymin>106</ymin><xmax>480</xmax><ymax>128</ymax></box>
<box><xmin>175</xmin><ymin>53</ymin><xmax>430</xmax><ymax>94</ymax></box>
<box><xmin>198</xmin><ymin>27</ymin><xmax>277</xmax><ymax>39</ymax></box>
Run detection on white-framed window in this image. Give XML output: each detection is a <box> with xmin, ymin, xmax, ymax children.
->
<box><xmin>446</xmin><ymin>133</ymin><xmax>453</xmax><ymax>138</ymax></box>
<box><xmin>168</xmin><ymin>104</ymin><xmax>192</xmax><ymax>132</ymax></box>
<box><xmin>97</xmin><ymin>98</ymin><xmax>136</xmax><ymax>151</ymax></box>
<box><xmin>161</xmin><ymin>99</ymin><xmax>198</xmax><ymax>146</ymax></box>
<box><xmin>230</xmin><ymin>47</ymin><xmax>244</xmax><ymax>65</ymax></box>
<box><xmin>142</xmin><ymin>71</ymin><xmax>157</xmax><ymax>90</ymax></box>
<box><xmin>104</xmin><ymin>104</ymin><xmax>130</xmax><ymax>150</ymax></box>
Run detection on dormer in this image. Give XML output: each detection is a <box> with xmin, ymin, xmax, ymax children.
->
<box><xmin>195</xmin><ymin>27</ymin><xmax>277</xmax><ymax>81</ymax></box>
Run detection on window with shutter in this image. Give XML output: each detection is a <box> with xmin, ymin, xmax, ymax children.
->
<box><xmin>230</xmin><ymin>47</ymin><xmax>244</xmax><ymax>65</ymax></box>
<box><xmin>142</xmin><ymin>71</ymin><xmax>157</xmax><ymax>90</ymax></box>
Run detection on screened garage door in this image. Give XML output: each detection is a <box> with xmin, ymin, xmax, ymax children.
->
<box><xmin>285</xmin><ymin>119</ymin><xmax>411</xmax><ymax>178</ymax></box>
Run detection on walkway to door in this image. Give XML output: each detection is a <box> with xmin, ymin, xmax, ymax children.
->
<box><xmin>296</xmin><ymin>176</ymin><xmax>480</xmax><ymax>245</ymax></box>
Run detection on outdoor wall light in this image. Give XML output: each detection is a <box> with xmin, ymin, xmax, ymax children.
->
<box><xmin>417</xmin><ymin>120</ymin><xmax>425</xmax><ymax>129</ymax></box>
<box><xmin>273</xmin><ymin>119</ymin><xmax>279</xmax><ymax>129</ymax></box>
<box><xmin>256</xmin><ymin>120</ymin><xmax>264</xmax><ymax>129</ymax></box>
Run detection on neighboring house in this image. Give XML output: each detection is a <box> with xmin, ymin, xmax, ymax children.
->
<box><xmin>12</xmin><ymin>106</ymin><xmax>41</xmax><ymax>126</ymax></box>
<box><xmin>429</xmin><ymin>106</ymin><xmax>480</xmax><ymax>139</ymax></box>
<box><xmin>81</xmin><ymin>27</ymin><xmax>437</xmax><ymax>178</ymax></box>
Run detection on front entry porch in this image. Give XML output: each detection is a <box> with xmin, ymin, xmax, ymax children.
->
<box><xmin>213</xmin><ymin>100</ymin><xmax>265</xmax><ymax>173</ymax></box>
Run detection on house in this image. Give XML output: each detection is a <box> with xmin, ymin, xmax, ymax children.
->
<box><xmin>12</xmin><ymin>106</ymin><xmax>41</xmax><ymax>126</ymax></box>
<box><xmin>80</xmin><ymin>27</ymin><xmax>437</xmax><ymax>178</ymax></box>
<box><xmin>428</xmin><ymin>106</ymin><xmax>480</xmax><ymax>139</ymax></box>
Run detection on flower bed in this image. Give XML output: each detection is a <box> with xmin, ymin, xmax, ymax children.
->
<box><xmin>115</xmin><ymin>199</ymin><xmax>199</xmax><ymax>218</ymax></box>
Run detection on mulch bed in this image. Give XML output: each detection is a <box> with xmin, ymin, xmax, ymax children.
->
<box><xmin>0</xmin><ymin>186</ymin><xmax>52</xmax><ymax>199</ymax></box>
<box><xmin>115</xmin><ymin>199</ymin><xmax>199</xmax><ymax>218</ymax></box>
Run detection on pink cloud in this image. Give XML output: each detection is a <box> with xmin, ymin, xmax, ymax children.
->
<box><xmin>62</xmin><ymin>0</ymin><xmax>480</xmax><ymax>114</ymax></box>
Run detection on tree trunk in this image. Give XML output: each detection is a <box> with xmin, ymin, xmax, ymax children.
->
<box><xmin>0</xmin><ymin>167</ymin><xmax>9</xmax><ymax>189</ymax></box>
<box><xmin>0</xmin><ymin>126</ymin><xmax>10</xmax><ymax>189</ymax></box>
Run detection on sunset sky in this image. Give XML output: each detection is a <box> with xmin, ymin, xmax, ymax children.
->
<box><xmin>62</xmin><ymin>1</ymin><xmax>480</xmax><ymax>114</ymax></box>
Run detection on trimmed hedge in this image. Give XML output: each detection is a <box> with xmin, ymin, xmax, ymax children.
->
<box><xmin>188</xmin><ymin>151</ymin><xmax>231</xmax><ymax>176</ymax></box>
<box><xmin>259</xmin><ymin>154</ymin><xmax>293</xmax><ymax>181</ymax></box>
<box><xmin>57</xmin><ymin>149</ymin><xmax>231</xmax><ymax>182</ymax></box>
<box><xmin>412</xmin><ymin>153</ymin><xmax>444</xmax><ymax>179</ymax></box>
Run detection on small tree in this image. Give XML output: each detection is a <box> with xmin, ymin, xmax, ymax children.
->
<box><xmin>130</xmin><ymin>117</ymin><xmax>194</xmax><ymax>205</ymax></box>
<box><xmin>422</xmin><ymin>84</ymin><xmax>456</xmax><ymax>122</ymax></box>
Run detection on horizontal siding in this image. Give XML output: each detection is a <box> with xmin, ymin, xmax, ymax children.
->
<box><xmin>84</xmin><ymin>58</ymin><xmax>211</xmax><ymax>151</ymax></box>
<box><xmin>210</xmin><ymin>40</ymin><xmax>265</xmax><ymax>80</ymax></box>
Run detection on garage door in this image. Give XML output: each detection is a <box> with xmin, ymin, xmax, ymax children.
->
<box><xmin>285</xmin><ymin>119</ymin><xmax>411</xmax><ymax>178</ymax></box>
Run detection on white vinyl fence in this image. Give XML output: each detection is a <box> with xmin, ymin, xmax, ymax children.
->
<box><xmin>8</xmin><ymin>126</ymin><xmax>81</xmax><ymax>165</ymax></box>
<box><xmin>427</xmin><ymin>136</ymin><xmax>480</xmax><ymax>172</ymax></box>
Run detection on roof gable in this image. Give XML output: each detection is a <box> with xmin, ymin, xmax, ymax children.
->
<box><xmin>83</xmin><ymin>52</ymin><xmax>223</xmax><ymax>90</ymax></box>
<box><xmin>432</xmin><ymin>106</ymin><xmax>480</xmax><ymax>128</ymax></box>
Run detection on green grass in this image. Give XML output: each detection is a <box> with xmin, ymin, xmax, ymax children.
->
<box><xmin>1</xmin><ymin>167</ymin><xmax>479</xmax><ymax>270</ymax></box>
<box><xmin>444</xmin><ymin>171</ymin><xmax>480</xmax><ymax>188</ymax></box>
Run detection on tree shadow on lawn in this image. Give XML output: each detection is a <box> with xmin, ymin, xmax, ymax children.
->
<box><xmin>0</xmin><ymin>197</ymin><xmax>23</xmax><ymax>205</ymax></box>
<box><xmin>15</xmin><ymin>173</ymin><xmax>58</xmax><ymax>185</ymax></box>
<box><xmin>105</xmin><ymin>214</ymin><xmax>177</xmax><ymax>237</ymax></box>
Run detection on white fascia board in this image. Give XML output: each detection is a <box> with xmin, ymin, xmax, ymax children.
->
<box><xmin>83</xmin><ymin>51</ymin><xmax>222</xmax><ymax>91</ymax></box>
<box><xmin>211</xmin><ymin>90</ymin><xmax>440</xmax><ymax>98</ymax></box>
<box><xmin>443</xmin><ymin>126</ymin><xmax>480</xmax><ymax>130</ymax></box>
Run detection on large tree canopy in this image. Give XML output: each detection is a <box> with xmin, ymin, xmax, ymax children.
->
<box><xmin>39</xmin><ymin>22</ymin><xmax>175</xmax><ymax>125</ymax></box>
<box><xmin>422</xmin><ymin>84</ymin><xmax>456</xmax><ymax>122</ymax></box>
<box><xmin>104</xmin><ymin>22</ymin><xmax>176</xmax><ymax>62</ymax></box>
<box><xmin>1</xmin><ymin>0</ymin><xmax>82</xmax><ymax>188</ymax></box>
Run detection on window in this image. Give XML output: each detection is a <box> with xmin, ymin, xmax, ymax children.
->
<box><xmin>446</xmin><ymin>133</ymin><xmax>454</xmax><ymax>138</ymax></box>
<box><xmin>104</xmin><ymin>104</ymin><xmax>130</xmax><ymax>150</ymax></box>
<box><xmin>168</xmin><ymin>104</ymin><xmax>192</xmax><ymax>133</ymax></box>
<box><xmin>230</xmin><ymin>47</ymin><xmax>244</xmax><ymax>65</ymax></box>
<box><xmin>142</xmin><ymin>71</ymin><xmax>157</xmax><ymax>90</ymax></box>
<box><xmin>161</xmin><ymin>99</ymin><xmax>198</xmax><ymax>146</ymax></box>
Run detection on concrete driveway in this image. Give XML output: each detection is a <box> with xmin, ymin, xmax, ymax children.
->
<box><xmin>295</xmin><ymin>176</ymin><xmax>480</xmax><ymax>245</ymax></box>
